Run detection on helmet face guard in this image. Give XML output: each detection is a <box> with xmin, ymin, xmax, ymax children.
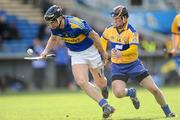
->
<box><xmin>44</xmin><ymin>15</ymin><xmax>57</xmax><ymax>22</ymax></box>
<box><xmin>44</xmin><ymin>16</ymin><xmax>57</xmax><ymax>25</ymax></box>
<box><xmin>111</xmin><ymin>11</ymin><xmax>121</xmax><ymax>18</ymax></box>
<box><xmin>44</xmin><ymin>5</ymin><xmax>63</xmax><ymax>24</ymax></box>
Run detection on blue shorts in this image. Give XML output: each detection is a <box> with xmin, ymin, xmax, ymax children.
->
<box><xmin>111</xmin><ymin>59</ymin><xmax>149</xmax><ymax>83</ymax></box>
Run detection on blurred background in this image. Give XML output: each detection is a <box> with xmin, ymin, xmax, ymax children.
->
<box><xmin>0</xmin><ymin>0</ymin><xmax>180</xmax><ymax>92</ymax></box>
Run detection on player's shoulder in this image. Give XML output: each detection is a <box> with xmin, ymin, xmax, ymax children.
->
<box><xmin>66</xmin><ymin>15</ymin><xmax>86</xmax><ymax>29</ymax></box>
<box><xmin>105</xmin><ymin>23</ymin><xmax>113</xmax><ymax>29</ymax></box>
<box><xmin>103</xmin><ymin>23</ymin><xmax>114</xmax><ymax>33</ymax></box>
<box><xmin>66</xmin><ymin>15</ymin><xmax>81</xmax><ymax>21</ymax></box>
<box><xmin>127</xmin><ymin>23</ymin><xmax>136</xmax><ymax>33</ymax></box>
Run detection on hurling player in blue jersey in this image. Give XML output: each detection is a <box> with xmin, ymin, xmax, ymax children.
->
<box><xmin>101</xmin><ymin>5</ymin><xmax>175</xmax><ymax>117</ymax></box>
<box><xmin>40</xmin><ymin>5</ymin><xmax>114</xmax><ymax>118</ymax></box>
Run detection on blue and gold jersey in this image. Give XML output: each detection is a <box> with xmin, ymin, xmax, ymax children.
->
<box><xmin>101</xmin><ymin>23</ymin><xmax>139</xmax><ymax>64</ymax></box>
<box><xmin>51</xmin><ymin>16</ymin><xmax>93</xmax><ymax>51</ymax></box>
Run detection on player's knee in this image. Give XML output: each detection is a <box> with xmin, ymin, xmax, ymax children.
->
<box><xmin>114</xmin><ymin>92</ymin><xmax>124</xmax><ymax>98</ymax></box>
<box><xmin>76</xmin><ymin>80</ymin><xmax>85</xmax><ymax>87</ymax></box>
<box><xmin>113</xmin><ymin>89</ymin><xmax>125</xmax><ymax>98</ymax></box>
<box><xmin>76</xmin><ymin>78</ymin><xmax>87</xmax><ymax>87</ymax></box>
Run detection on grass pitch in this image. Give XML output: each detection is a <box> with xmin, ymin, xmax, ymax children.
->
<box><xmin>0</xmin><ymin>87</ymin><xmax>179</xmax><ymax>120</ymax></box>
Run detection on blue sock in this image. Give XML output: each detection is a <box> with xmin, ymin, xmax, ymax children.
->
<box><xmin>161</xmin><ymin>104</ymin><xmax>171</xmax><ymax>116</ymax></box>
<box><xmin>127</xmin><ymin>88</ymin><xmax>135</xmax><ymax>97</ymax></box>
<box><xmin>98</xmin><ymin>98</ymin><xmax>108</xmax><ymax>107</ymax></box>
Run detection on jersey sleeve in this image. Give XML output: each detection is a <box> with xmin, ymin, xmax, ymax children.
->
<box><xmin>122</xmin><ymin>31</ymin><xmax>139</xmax><ymax>56</ymax></box>
<box><xmin>122</xmin><ymin>45</ymin><xmax>138</xmax><ymax>56</ymax></box>
<box><xmin>129</xmin><ymin>32</ymin><xmax>139</xmax><ymax>45</ymax></box>
<box><xmin>100</xmin><ymin>28</ymin><xmax>109</xmax><ymax>51</ymax></box>
<box><xmin>80</xmin><ymin>20</ymin><xmax>93</xmax><ymax>36</ymax></box>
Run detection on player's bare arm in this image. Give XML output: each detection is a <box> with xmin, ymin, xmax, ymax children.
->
<box><xmin>40</xmin><ymin>34</ymin><xmax>59</xmax><ymax>57</ymax></box>
<box><xmin>89</xmin><ymin>30</ymin><xmax>108</xmax><ymax>65</ymax></box>
<box><xmin>171</xmin><ymin>34</ymin><xmax>179</xmax><ymax>55</ymax></box>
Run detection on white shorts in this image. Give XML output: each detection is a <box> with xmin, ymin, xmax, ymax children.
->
<box><xmin>68</xmin><ymin>45</ymin><xmax>103</xmax><ymax>69</ymax></box>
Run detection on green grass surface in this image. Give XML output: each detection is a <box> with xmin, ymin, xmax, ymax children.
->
<box><xmin>0</xmin><ymin>87</ymin><xmax>179</xmax><ymax>120</ymax></box>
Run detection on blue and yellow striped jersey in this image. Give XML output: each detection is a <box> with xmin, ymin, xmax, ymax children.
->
<box><xmin>101</xmin><ymin>23</ymin><xmax>139</xmax><ymax>64</ymax></box>
<box><xmin>51</xmin><ymin>16</ymin><xmax>93</xmax><ymax>51</ymax></box>
<box><xmin>171</xmin><ymin>14</ymin><xmax>180</xmax><ymax>35</ymax></box>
